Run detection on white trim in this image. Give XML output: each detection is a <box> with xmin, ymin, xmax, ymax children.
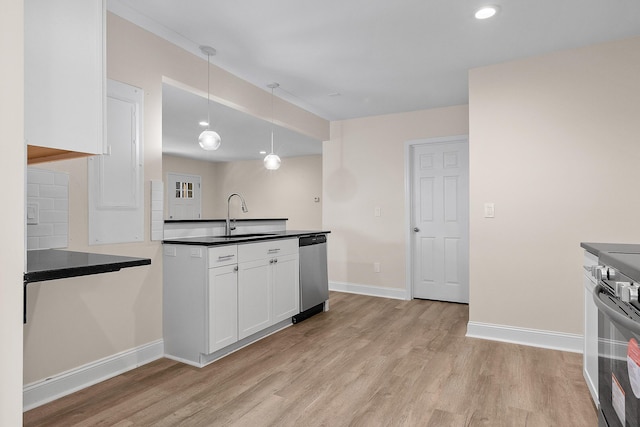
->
<box><xmin>23</xmin><ymin>340</ymin><xmax>164</xmax><ymax>411</ymax></box>
<box><xmin>466</xmin><ymin>321</ymin><xmax>583</xmax><ymax>353</ymax></box>
<box><xmin>403</xmin><ymin>135</ymin><xmax>469</xmax><ymax>300</ymax></box>
<box><xmin>329</xmin><ymin>281</ymin><xmax>408</xmax><ymax>300</ymax></box>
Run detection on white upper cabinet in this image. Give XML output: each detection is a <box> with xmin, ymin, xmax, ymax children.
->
<box><xmin>25</xmin><ymin>0</ymin><xmax>105</xmax><ymax>159</ymax></box>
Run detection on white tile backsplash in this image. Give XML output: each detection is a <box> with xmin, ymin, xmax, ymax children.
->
<box><xmin>27</xmin><ymin>168</ymin><xmax>69</xmax><ymax>250</ymax></box>
<box><xmin>151</xmin><ymin>180</ymin><xmax>164</xmax><ymax>241</ymax></box>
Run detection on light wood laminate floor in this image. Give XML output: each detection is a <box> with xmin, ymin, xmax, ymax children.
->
<box><xmin>24</xmin><ymin>292</ymin><xmax>597</xmax><ymax>426</ymax></box>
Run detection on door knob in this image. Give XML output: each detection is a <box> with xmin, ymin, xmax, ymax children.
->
<box><xmin>413</xmin><ymin>227</ymin><xmax>420</xmax><ymax>232</ymax></box>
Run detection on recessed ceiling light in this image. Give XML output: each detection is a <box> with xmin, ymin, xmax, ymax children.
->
<box><xmin>475</xmin><ymin>5</ymin><xmax>499</xmax><ymax>20</ymax></box>
<box><xmin>199</xmin><ymin>121</ymin><xmax>209</xmax><ymax>127</ymax></box>
<box><xmin>259</xmin><ymin>150</ymin><xmax>267</xmax><ymax>155</ymax></box>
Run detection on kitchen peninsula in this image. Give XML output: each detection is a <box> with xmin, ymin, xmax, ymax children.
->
<box><xmin>163</xmin><ymin>218</ymin><xmax>329</xmax><ymax>367</ymax></box>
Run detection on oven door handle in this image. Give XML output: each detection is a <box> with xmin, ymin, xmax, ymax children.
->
<box><xmin>593</xmin><ymin>284</ymin><xmax>640</xmax><ymax>335</ymax></box>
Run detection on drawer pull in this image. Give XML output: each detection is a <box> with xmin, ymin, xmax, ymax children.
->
<box><xmin>217</xmin><ymin>254</ymin><xmax>235</xmax><ymax>261</ymax></box>
<box><xmin>268</xmin><ymin>248</ymin><xmax>280</xmax><ymax>254</ymax></box>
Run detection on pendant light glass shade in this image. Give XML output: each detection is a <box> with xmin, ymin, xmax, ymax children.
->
<box><xmin>264</xmin><ymin>132</ymin><xmax>281</xmax><ymax>170</ymax></box>
<box><xmin>199</xmin><ymin>46</ymin><xmax>221</xmax><ymax>150</ymax></box>
<box><xmin>263</xmin><ymin>154</ymin><xmax>281</xmax><ymax>170</ymax></box>
<box><xmin>264</xmin><ymin>83</ymin><xmax>281</xmax><ymax>170</ymax></box>
<box><xmin>199</xmin><ymin>130</ymin><xmax>221</xmax><ymax>150</ymax></box>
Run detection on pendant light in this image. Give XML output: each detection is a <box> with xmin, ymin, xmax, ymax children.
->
<box><xmin>264</xmin><ymin>83</ymin><xmax>281</xmax><ymax>170</ymax></box>
<box><xmin>198</xmin><ymin>45</ymin><xmax>221</xmax><ymax>151</ymax></box>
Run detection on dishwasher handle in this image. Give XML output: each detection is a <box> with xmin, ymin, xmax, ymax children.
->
<box><xmin>299</xmin><ymin>234</ymin><xmax>327</xmax><ymax>247</ymax></box>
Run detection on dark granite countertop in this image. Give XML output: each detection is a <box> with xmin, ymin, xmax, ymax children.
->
<box><xmin>163</xmin><ymin>230</ymin><xmax>331</xmax><ymax>246</ymax></box>
<box><xmin>25</xmin><ymin>249</ymin><xmax>151</xmax><ymax>284</ymax></box>
<box><xmin>164</xmin><ymin>218</ymin><xmax>288</xmax><ymax>224</ymax></box>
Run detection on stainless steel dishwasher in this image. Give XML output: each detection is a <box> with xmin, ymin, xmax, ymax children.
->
<box><xmin>293</xmin><ymin>233</ymin><xmax>328</xmax><ymax>323</ymax></box>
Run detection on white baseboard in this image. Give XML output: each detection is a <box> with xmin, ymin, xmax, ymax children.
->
<box><xmin>466</xmin><ymin>321</ymin><xmax>582</xmax><ymax>354</ymax></box>
<box><xmin>329</xmin><ymin>281</ymin><xmax>408</xmax><ymax>300</ymax></box>
<box><xmin>23</xmin><ymin>339</ymin><xmax>164</xmax><ymax>411</ymax></box>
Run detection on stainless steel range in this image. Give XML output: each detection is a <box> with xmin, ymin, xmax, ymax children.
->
<box><xmin>593</xmin><ymin>252</ymin><xmax>640</xmax><ymax>427</ymax></box>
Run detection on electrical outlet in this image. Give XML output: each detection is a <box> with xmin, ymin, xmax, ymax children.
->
<box><xmin>374</xmin><ymin>207</ymin><xmax>381</xmax><ymax>217</ymax></box>
<box><xmin>374</xmin><ymin>262</ymin><xmax>380</xmax><ymax>273</ymax></box>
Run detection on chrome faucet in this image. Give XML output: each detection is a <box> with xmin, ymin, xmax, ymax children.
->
<box><xmin>226</xmin><ymin>193</ymin><xmax>248</xmax><ymax>235</ymax></box>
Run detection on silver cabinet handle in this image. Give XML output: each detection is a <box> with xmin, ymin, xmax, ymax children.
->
<box><xmin>269</xmin><ymin>259</ymin><xmax>274</xmax><ymax>264</ymax></box>
<box><xmin>218</xmin><ymin>254</ymin><xmax>235</xmax><ymax>261</ymax></box>
<box><xmin>273</xmin><ymin>258</ymin><xmax>278</xmax><ymax>263</ymax></box>
<box><xmin>233</xmin><ymin>266</ymin><xmax>238</xmax><ymax>272</ymax></box>
<box><xmin>413</xmin><ymin>227</ymin><xmax>420</xmax><ymax>232</ymax></box>
<box><xmin>268</xmin><ymin>248</ymin><xmax>281</xmax><ymax>254</ymax></box>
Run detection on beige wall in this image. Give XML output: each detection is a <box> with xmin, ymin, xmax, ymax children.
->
<box><xmin>163</xmin><ymin>154</ymin><xmax>323</xmax><ymax>230</ymax></box>
<box><xmin>324</xmin><ymin>106</ymin><xmax>469</xmax><ymax>289</ymax></box>
<box><xmin>0</xmin><ymin>0</ymin><xmax>24</xmax><ymax>422</ymax></box>
<box><xmin>216</xmin><ymin>156</ymin><xmax>323</xmax><ymax>230</ymax></box>
<box><xmin>24</xmin><ymin>12</ymin><xmax>328</xmax><ymax>386</ymax></box>
<box><xmin>469</xmin><ymin>36</ymin><xmax>640</xmax><ymax>334</ymax></box>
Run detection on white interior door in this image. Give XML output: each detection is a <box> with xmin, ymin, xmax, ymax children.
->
<box><xmin>411</xmin><ymin>137</ymin><xmax>469</xmax><ymax>303</ymax></box>
<box><xmin>167</xmin><ymin>173</ymin><xmax>201</xmax><ymax>220</ymax></box>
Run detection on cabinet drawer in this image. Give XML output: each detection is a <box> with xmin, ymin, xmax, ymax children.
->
<box><xmin>238</xmin><ymin>238</ymin><xmax>298</xmax><ymax>262</ymax></box>
<box><xmin>208</xmin><ymin>245</ymin><xmax>238</xmax><ymax>267</ymax></box>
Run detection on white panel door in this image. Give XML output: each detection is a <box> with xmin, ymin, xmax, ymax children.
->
<box><xmin>411</xmin><ymin>138</ymin><xmax>469</xmax><ymax>303</ymax></box>
<box><xmin>167</xmin><ymin>173</ymin><xmax>201</xmax><ymax>220</ymax></box>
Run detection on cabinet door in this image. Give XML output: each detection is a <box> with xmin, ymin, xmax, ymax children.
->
<box><xmin>272</xmin><ymin>254</ymin><xmax>300</xmax><ymax>323</ymax></box>
<box><xmin>208</xmin><ymin>264</ymin><xmax>238</xmax><ymax>353</ymax></box>
<box><xmin>25</xmin><ymin>0</ymin><xmax>104</xmax><ymax>154</ymax></box>
<box><xmin>238</xmin><ymin>259</ymin><xmax>271</xmax><ymax>340</ymax></box>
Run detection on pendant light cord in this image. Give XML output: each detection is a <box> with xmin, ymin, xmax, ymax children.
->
<box><xmin>270</xmin><ymin>85</ymin><xmax>275</xmax><ymax>153</ymax></box>
<box><xmin>206</xmin><ymin>53</ymin><xmax>211</xmax><ymax>130</ymax></box>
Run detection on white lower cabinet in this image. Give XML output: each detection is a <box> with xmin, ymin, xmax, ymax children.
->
<box><xmin>164</xmin><ymin>238</ymin><xmax>299</xmax><ymax>367</ymax></box>
<box><xmin>272</xmin><ymin>253</ymin><xmax>300</xmax><ymax>323</ymax></box>
<box><xmin>238</xmin><ymin>238</ymin><xmax>299</xmax><ymax>340</ymax></box>
<box><xmin>238</xmin><ymin>258</ymin><xmax>272</xmax><ymax>339</ymax></box>
<box><xmin>208</xmin><ymin>263</ymin><xmax>238</xmax><ymax>353</ymax></box>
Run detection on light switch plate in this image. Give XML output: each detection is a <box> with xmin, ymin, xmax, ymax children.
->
<box><xmin>484</xmin><ymin>202</ymin><xmax>495</xmax><ymax>218</ymax></box>
<box><xmin>26</xmin><ymin>203</ymin><xmax>39</xmax><ymax>225</ymax></box>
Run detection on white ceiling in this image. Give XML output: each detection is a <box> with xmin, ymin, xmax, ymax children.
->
<box><xmin>108</xmin><ymin>0</ymin><xmax>640</xmax><ymax>160</ymax></box>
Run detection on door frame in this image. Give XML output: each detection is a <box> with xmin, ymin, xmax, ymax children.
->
<box><xmin>403</xmin><ymin>134</ymin><xmax>469</xmax><ymax>300</ymax></box>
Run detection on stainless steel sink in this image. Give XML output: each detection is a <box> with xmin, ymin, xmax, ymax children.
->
<box><xmin>221</xmin><ymin>233</ymin><xmax>277</xmax><ymax>239</ymax></box>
